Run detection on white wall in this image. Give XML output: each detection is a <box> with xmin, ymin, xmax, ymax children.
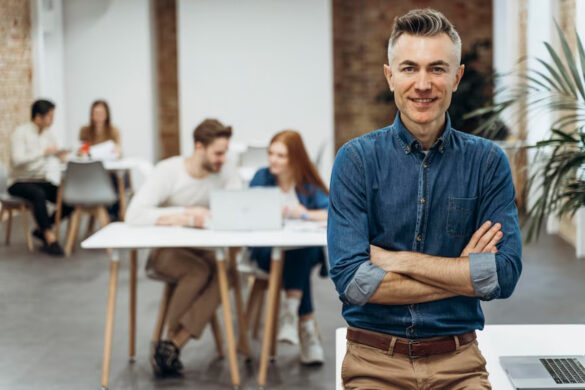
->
<box><xmin>177</xmin><ymin>0</ymin><xmax>334</xmax><ymax>179</ymax></box>
<box><xmin>30</xmin><ymin>0</ymin><xmax>67</xmax><ymax>143</ymax></box>
<box><xmin>62</xmin><ymin>0</ymin><xmax>157</xmax><ymax>162</ymax></box>
<box><xmin>526</xmin><ymin>0</ymin><xmax>553</xmax><ymax>146</ymax></box>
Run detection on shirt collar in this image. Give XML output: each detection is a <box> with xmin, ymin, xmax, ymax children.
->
<box><xmin>393</xmin><ymin>112</ymin><xmax>453</xmax><ymax>154</ymax></box>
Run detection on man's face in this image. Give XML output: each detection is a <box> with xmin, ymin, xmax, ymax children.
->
<box><xmin>384</xmin><ymin>33</ymin><xmax>464</xmax><ymax>135</ymax></box>
<box><xmin>199</xmin><ymin>137</ymin><xmax>229</xmax><ymax>173</ymax></box>
<box><xmin>35</xmin><ymin>109</ymin><xmax>55</xmax><ymax>130</ymax></box>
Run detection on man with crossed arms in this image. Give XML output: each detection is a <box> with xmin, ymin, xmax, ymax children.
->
<box><xmin>328</xmin><ymin>9</ymin><xmax>522</xmax><ymax>389</ymax></box>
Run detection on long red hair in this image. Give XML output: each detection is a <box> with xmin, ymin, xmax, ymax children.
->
<box><xmin>270</xmin><ymin>130</ymin><xmax>328</xmax><ymax>195</ymax></box>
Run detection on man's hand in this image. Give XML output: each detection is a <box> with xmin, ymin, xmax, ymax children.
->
<box><xmin>44</xmin><ymin>145</ymin><xmax>58</xmax><ymax>156</ymax></box>
<box><xmin>184</xmin><ymin>206</ymin><xmax>211</xmax><ymax>228</ymax></box>
<box><xmin>460</xmin><ymin>220</ymin><xmax>502</xmax><ymax>257</ymax></box>
<box><xmin>156</xmin><ymin>213</ymin><xmax>190</xmax><ymax>226</ymax></box>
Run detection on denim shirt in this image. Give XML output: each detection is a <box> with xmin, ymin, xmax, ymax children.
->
<box><xmin>327</xmin><ymin>113</ymin><xmax>522</xmax><ymax>338</ymax></box>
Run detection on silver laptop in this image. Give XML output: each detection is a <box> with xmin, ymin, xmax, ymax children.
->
<box><xmin>501</xmin><ymin>356</ymin><xmax>585</xmax><ymax>389</ymax></box>
<box><xmin>209</xmin><ymin>188</ymin><xmax>282</xmax><ymax>231</ymax></box>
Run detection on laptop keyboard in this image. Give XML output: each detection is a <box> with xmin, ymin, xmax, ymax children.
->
<box><xmin>540</xmin><ymin>358</ymin><xmax>585</xmax><ymax>384</ymax></box>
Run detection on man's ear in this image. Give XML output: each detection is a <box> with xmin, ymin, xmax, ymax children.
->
<box><xmin>383</xmin><ymin>64</ymin><xmax>394</xmax><ymax>92</ymax></box>
<box><xmin>453</xmin><ymin>64</ymin><xmax>465</xmax><ymax>92</ymax></box>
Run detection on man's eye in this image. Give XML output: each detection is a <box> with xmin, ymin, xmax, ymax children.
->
<box><xmin>432</xmin><ymin>67</ymin><xmax>446</xmax><ymax>73</ymax></box>
<box><xmin>402</xmin><ymin>67</ymin><xmax>415</xmax><ymax>72</ymax></box>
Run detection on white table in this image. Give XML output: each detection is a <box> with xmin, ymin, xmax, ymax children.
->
<box><xmin>336</xmin><ymin>324</ymin><xmax>585</xmax><ymax>390</ymax></box>
<box><xmin>82</xmin><ymin>222</ymin><xmax>326</xmax><ymax>389</ymax></box>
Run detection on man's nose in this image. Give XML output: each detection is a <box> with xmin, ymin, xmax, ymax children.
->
<box><xmin>414</xmin><ymin>71</ymin><xmax>431</xmax><ymax>91</ymax></box>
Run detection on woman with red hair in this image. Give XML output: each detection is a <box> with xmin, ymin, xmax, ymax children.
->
<box><xmin>250</xmin><ymin>130</ymin><xmax>328</xmax><ymax>365</ymax></box>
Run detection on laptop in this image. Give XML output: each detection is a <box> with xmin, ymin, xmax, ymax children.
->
<box><xmin>501</xmin><ymin>356</ymin><xmax>585</xmax><ymax>389</ymax></box>
<box><xmin>209</xmin><ymin>188</ymin><xmax>282</xmax><ymax>231</ymax></box>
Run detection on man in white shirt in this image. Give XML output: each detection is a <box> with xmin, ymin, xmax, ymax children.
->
<box><xmin>125</xmin><ymin>118</ymin><xmax>241</xmax><ymax>377</ymax></box>
<box><xmin>8</xmin><ymin>99</ymin><xmax>71</xmax><ymax>256</ymax></box>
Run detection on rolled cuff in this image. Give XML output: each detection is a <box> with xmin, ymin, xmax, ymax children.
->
<box><xmin>469</xmin><ymin>252</ymin><xmax>500</xmax><ymax>300</ymax></box>
<box><xmin>343</xmin><ymin>261</ymin><xmax>386</xmax><ymax>306</ymax></box>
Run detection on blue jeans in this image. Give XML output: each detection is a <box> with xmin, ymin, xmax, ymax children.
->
<box><xmin>252</xmin><ymin>247</ymin><xmax>322</xmax><ymax>316</ymax></box>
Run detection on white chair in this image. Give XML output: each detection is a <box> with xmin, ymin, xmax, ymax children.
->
<box><xmin>0</xmin><ymin>163</ymin><xmax>33</xmax><ymax>251</ymax></box>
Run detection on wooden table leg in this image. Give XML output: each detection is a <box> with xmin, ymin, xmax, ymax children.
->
<box><xmin>54</xmin><ymin>181</ymin><xmax>63</xmax><ymax>241</ymax></box>
<box><xmin>215</xmin><ymin>248</ymin><xmax>240</xmax><ymax>387</ymax></box>
<box><xmin>270</xmin><ymin>275</ymin><xmax>282</xmax><ymax>358</ymax></box>
<box><xmin>5</xmin><ymin>209</ymin><xmax>12</xmax><ymax>245</ymax></box>
<box><xmin>20</xmin><ymin>205</ymin><xmax>33</xmax><ymax>252</ymax></box>
<box><xmin>229</xmin><ymin>247</ymin><xmax>251</xmax><ymax>358</ymax></box>
<box><xmin>101</xmin><ymin>253</ymin><xmax>120</xmax><ymax>390</ymax></box>
<box><xmin>258</xmin><ymin>248</ymin><xmax>284</xmax><ymax>387</ymax></box>
<box><xmin>129</xmin><ymin>249</ymin><xmax>137</xmax><ymax>362</ymax></box>
<box><xmin>116</xmin><ymin>173</ymin><xmax>126</xmax><ymax>221</ymax></box>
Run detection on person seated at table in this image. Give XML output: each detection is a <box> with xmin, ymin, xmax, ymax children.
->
<box><xmin>78</xmin><ymin>100</ymin><xmax>121</xmax><ymax>158</ymax></box>
<box><xmin>79</xmin><ymin>100</ymin><xmax>123</xmax><ymax>220</ymax></box>
<box><xmin>249</xmin><ymin>130</ymin><xmax>329</xmax><ymax>365</ymax></box>
<box><xmin>125</xmin><ymin>118</ymin><xmax>241</xmax><ymax>377</ymax></box>
<box><xmin>8</xmin><ymin>99</ymin><xmax>73</xmax><ymax>256</ymax></box>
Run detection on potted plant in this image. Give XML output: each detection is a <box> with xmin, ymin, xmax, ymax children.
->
<box><xmin>470</xmin><ymin>24</ymin><xmax>585</xmax><ymax>242</ymax></box>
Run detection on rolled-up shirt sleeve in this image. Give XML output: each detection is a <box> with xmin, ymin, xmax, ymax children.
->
<box><xmin>469</xmin><ymin>252</ymin><xmax>499</xmax><ymax>300</ymax></box>
<box><xmin>328</xmin><ymin>142</ymin><xmax>384</xmax><ymax>306</ymax></box>
<box><xmin>474</xmin><ymin>145</ymin><xmax>523</xmax><ymax>301</ymax></box>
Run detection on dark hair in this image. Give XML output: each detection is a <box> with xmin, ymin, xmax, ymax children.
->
<box><xmin>270</xmin><ymin>130</ymin><xmax>329</xmax><ymax>195</ymax></box>
<box><xmin>31</xmin><ymin>99</ymin><xmax>55</xmax><ymax>119</ymax></box>
<box><xmin>193</xmin><ymin>119</ymin><xmax>232</xmax><ymax>147</ymax></box>
<box><xmin>388</xmin><ymin>9</ymin><xmax>461</xmax><ymax>64</ymax></box>
<box><xmin>87</xmin><ymin>100</ymin><xmax>112</xmax><ymax>143</ymax></box>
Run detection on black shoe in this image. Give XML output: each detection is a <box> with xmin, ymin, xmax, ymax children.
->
<box><xmin>32</xmin><ymin>229</ymin><xmax>47</xmax><ymax>245</ymax></box>
<box><xmin>151</xmin><ymin>340</ymin><xmax>183</xmax><ymax>378</ymax></box>
<box><xmin>42</xmin><ymin>242</ymin><xmax>64</xmax><ymax>256</ymax></box>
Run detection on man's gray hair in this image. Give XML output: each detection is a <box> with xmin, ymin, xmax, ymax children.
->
<box><xmin>387</xmin><ymin>8</ymin><xmax>462</xmax><ymax>65</ymax></box>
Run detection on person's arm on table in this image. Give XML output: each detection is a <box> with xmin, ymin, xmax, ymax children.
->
<box><xmin>125</xmin><ymin>162</ymin><xmax>186</xmax><ymax>225</ymax></box>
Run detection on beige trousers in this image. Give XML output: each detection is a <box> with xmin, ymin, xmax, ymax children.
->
<box><xmin>146</xmin><ymin>247</ymin><xmax>224</xmax><ymax>339</ymax></box>
<box><xmin>342</xmin><ymin>336</ymin><xmax>491</xmax><ymax>390</ymax></box>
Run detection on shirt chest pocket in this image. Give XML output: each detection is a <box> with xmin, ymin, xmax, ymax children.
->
<box><xmin>446</xmin><ymin>196</ymin><xmax>478</xmax><ymax>238</ymax></box>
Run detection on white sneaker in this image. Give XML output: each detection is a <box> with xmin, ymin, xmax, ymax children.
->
<box><xmin>277</xmin><ymin>297</ymin><xmax>299</xmax><ymax>345</ymax></box>
<box><xmin>299</xmin><ymin>319</ymin><xmax>324</xmax><ymax>365</ymax></box>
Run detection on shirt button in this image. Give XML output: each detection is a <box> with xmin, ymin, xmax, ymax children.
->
<box><xmin>423</xmin><ymin>162</ymin><xmax>428</xmax><ymax>168</ymax></box>
<box><xmin>405</xmin><ymin>146</ymin><xmax>410</xmax><ymax>152</ymax></box>
<box><xmin>419</xmin><ymin>198</ymin><xmax>425</xmax><ymax>204</ymax></box>
<box><xmin>416</xmin><ymin>234</ymin><xmax>422</xmax><ymax>242</ymax></box>
<box><xmin>408</xmin><ymin>327</ymin><xmax>415</xmax><ymax>335</ymax></box>
<box><xmin>413</xmin><ymin>143</ymin><xmax>418</xmax><ymax>149</ymax></box>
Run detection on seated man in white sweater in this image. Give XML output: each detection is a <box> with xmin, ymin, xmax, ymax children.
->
<box><xmin>125</xmin><ymin>119</ymin><xmax>241</xmax><ymax>377</ymax></box>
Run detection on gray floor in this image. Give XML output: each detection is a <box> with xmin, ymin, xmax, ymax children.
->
<box><xmin>1</xmin><ymin>217</ymin><xmax>585</xmax><ymax>390</ymax></box>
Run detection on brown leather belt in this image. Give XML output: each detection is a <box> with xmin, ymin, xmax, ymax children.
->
<box><xmin>346</xmin><ymin>327</ymin><xmax>476</xmax><ymax>359</ymax></box>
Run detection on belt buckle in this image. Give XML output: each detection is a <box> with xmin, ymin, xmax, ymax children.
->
<box><xmin>408</xmin><ymin>340</ymin><xmax>421</xmax><ymax>359</ymax></box>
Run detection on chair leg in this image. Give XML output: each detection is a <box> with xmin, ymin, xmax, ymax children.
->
<box><xmin>20</xmin><ymin>205</ymin><xmax>33</xmax><ymax>252</ymax></box>
<box><xmin>5</xmin><ymin>208</ymin><xmax>12</xmax><ymax>246</ymax></box>
<box><xmin>85</xmin><ymin>213</ymin><xmax>96</xmax><ymax>238</ymax></box>
<box><xmin>253</xmin><ymin>280</ymin><xmax>268</xmax><ymax>340</ymax></box>
<box><xmin>96</xmin><ymin>206</ymin><xmax>110</xmax><ymax>228</ymax></box>
<box><xmin>65</xmin><ymin>207</ymin><xmax>81</xmax><ymax>257</ymax></box>
<box><xmin>0</xmin><ymin>207</ymin><xmax>5</xmax><ymax>244</ymax></box>
<box><xmin>209</xmin><ymin>312</ymin><xmax>224</xmax><ymax>357</ymax></box>
<box><xmin>152</xmin><ymin>284</ymin><xmax>174</xmax><ymax>344</ymax></box>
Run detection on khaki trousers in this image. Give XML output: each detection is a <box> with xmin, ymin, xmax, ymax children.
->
<box><xmin>342</xmin><ymin>335</ymin><xmax>491</xmax><ymax>390</ymax></box>
<box><xmin>146</xmin><ymin>247</ymin><xmax>225</xmax><ymax>339</ymax></box>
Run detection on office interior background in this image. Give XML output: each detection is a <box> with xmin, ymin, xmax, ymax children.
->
<box><xmin>2</xmin><ymin>0</ymin><xmax>585</xmax><ymax>389</ymax></box>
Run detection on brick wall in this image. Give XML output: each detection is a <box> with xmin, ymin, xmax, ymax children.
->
<box><xmin>333</xmin><ymin>0</ymin><xmax>493</xmax><ymax>150</ymax></box>
<box><xmin>0</xmin><ymin>0</ymin><xmax>32</xmax><ymax>170</ymax></box>
<box><xmin>154</xmin><ymin>0</ymin><xmax>180</xmax><ymax>160</ymax></box>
